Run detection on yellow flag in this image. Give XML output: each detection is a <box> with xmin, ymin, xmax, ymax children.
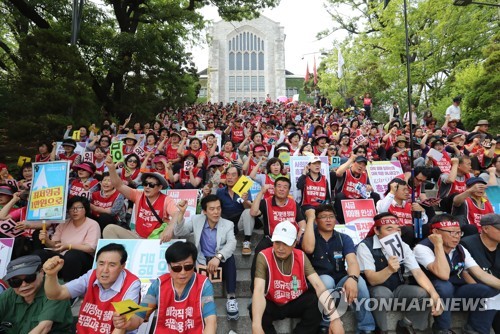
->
<box><xmin>17</xmin><ymin>156</ymin><xmax>31</xmax><ymax>167</ymax></box>
<box><xmin>232</xmin><ymin>175</ymin><xmax>253</xmax><ymax>196</ymax></box>
<box><xmin>111</xmin><ymin>300</ymin><xmax>151</xmax><ymax>320</ymax></box>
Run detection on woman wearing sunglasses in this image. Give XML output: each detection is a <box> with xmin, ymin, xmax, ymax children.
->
<box><xmin>120</xmin><ymin>154</ymin><xmax>142</xmax><ymax>188</ymax></box>
<box><xmin>111</xmin><ymin>241</ymin><xmax>216</xmax><ymax>333</ymax></box>
<box><xmin>35</xmin><ymin>196</ymin><xmax>101</xmax><ymax>282</ymax></box>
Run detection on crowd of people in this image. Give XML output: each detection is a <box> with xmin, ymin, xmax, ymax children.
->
<box><xmin>0</xmin><ymin>96</ymin><xmax>499</xmax><ymax>334</ymax></box>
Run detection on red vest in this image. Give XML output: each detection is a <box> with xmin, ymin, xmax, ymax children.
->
<box><xmin>135</xmin><ymin>193</ymin><xmax>168</xmax><ymax>238</ymax></box>
<box><xmin>465</xmin><ymin>198</ymin><xmax>494</xmax><ymax>233</ymax></box>
<box><xmin>265</xmin><ymin>197</ymin><xmax>298</xmax><ymax>237</ymax></box>
<box><xmin>247</xmin><ymin>158</ymin><xmax>264</xmax><ymax>175</ymax></box>
<box><xmin>76</xmin><ymin>269</ymin><xmax>138</xmax><ymax>334</ymax></box>
<box><xmin>69</xmin><ymin>179</ymin><xmax>99</xmax><ymax>198</ymax></box>
<box><xmin>301</xmin><ymin>175</ymin><xmax>328</xmax><ymax>207</ymax></box>
<box><xmin>261</xmin><ymin>248</ymin><xmax>307</xmax><ymax>305</ymax></box>
<box><xmin>341</xmin><ymin>169</ymin><xmax>368</xmax><ymax>199</ymax></box>
<box><xmin>263</xmin><ymin>175</ymin><xmax>276</xmax><ymax>199</ymax></box>
<box><xmin>58</xmin><ymin>153</ymin><xmax>79</xmax><ymax>167</ymax></box>
<box><xmin>438</xmin><ymin>173</ymin><xmax>471</xmax><ymax>197</ymax></box>
<box><xmin>35</xmin><ymin>154</ymin><xmax>50</xmax><ymax>162</ymax></box>
<box><xmin>339</xmin><ymin>146</ymin><xmax>352</xmax><ymax>158</ymax></box>
<box><xmin>384</xmin><ymin>134</ymin><xmax>396</xmax><ymax>151</ymax></box>
<box><xmin>155</xmin><ymin>273</ymin><xmax>207</xmax><ymax>334</ymax></box>
<box><xmin>91</xmin><ymin>190</ymin><xmax>120</xmax><ymax>218</ymax></box>
<box><xmin>166</xmin><ymin>144</ymin><xmax>179</xmax><ymax>161</ymax></box>
<box><xmin>179</xmin><ymin>168</ymin><xmax>200</xmax><ymax>186</ymax></box>
<box><xmin>120</xmin><ymin>168</ymin><xmax>141</xmax><ymax>182</ymax></box>
<box><xmin>232</xmin><ymin>126</ymin><xmax>245</xmax><ymax>143</ymax></box>
<box><xmin>388</xmin><ymin>202</ymin><xmax>413</xmax><ymax>226</ymax></box>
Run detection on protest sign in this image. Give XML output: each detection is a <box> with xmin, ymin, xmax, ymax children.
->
<box><xmin>486</xmin><ymin>186</ymin><xmax>500</xmax><ymax>213</ymax></box>
<box><xmin>232</xmin><ymin>176</ymin><xmax>254</xmax><ymax>196</ymax></box>
<box><xmin>366</xmin><ymin>161</ymin><xmax>403</xmax><ymax>198</ymax></box>
<box><xmin>27</xmin><ymin>161</ymin><xmax>70</xmax><ymax>221</ymax></box>
<box><xmin>5</xmin><ymin>179</ymin><xmax>18</xmax><ymax>190</ymax></box>
<box><xmin>353</xmin><ymin>221</ymin><xmax>375</xmax><ymax>241</ymax></box>
<box><xmin>0</xmin><ymin>238</ymin><xmax>14</xmax><ymax>279</ymax></box>
<box><xmin>427</xmin><ymin>148</ymin><xmax>443</xmax><ymax>162</ymax></box>
<box><xmin>82</xmin><ymin>151</ymin><xmax>94</xmax><ymax>163</ymax></box>
<box><xmin>248</xmin><ymin>181</ymin><xmax>262</xmax><ymax>201</ymax></box>
<box><xmin>289</xmin><ymin>156</ymin><xmax>330</xmax><ymax>202</ymax></box>
<box><xmin>112</xmin><ymin>300</ymin><xmax>151</xmax><ymax>320</ymax></box>
<box><xmin>341</xmin><ymin>199</ymin><xmax>376</xmax><ymax>225</ymax></box>
<box><xmin>330</xmin><ymin>157</ymin><xmax>341</xmax><ymax>170</ymax></box>
<box><xmin>72</xmin><ymin>130</ymin><xmax>81</xmax><ymax>141</ymax></box>
<box><xmin>334</xmin><ymin>225</ymin><xmax>360</xmax><ymax>245</ymax></box>
<box><xmin>0</xmin><ymin>219</ymin><xmax>24</xmax><ymax>238</ymax></box>
<box><xmin>165</xmin><ymin>189</ymin><xmax>198</xmax><ymax>218</ymax></box>
<box><xmin>379</xmin><ymin>232</ymin><xmax>405</xmax><ymax>262</ymax></box>
<box><xmin>110</xmin><ymin>142</ymin><xmax>124</xmax><ymax>163</ymax></box>
<box><xmin>133</xmin><ymin>146</ymin><xmax>146</xmax><ymax>160</ymax></box>
<box><xmin>353</xmin><ymin>135</ymin><xmax>366</xmax><ymax>147</ymax></box>
<box><xmin>196</xmin><ymin>265</ymin><xmax>223</xmax><ymax>283</ymax></box>
<box><xmin>17</xmin><ymin>156</ymin><xmax>31</xmax><ymax>167</ymax></box>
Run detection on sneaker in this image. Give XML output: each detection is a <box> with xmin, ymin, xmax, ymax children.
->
<box><xmin>396</xmin><ymin>318</ymin><xmax>416</xmax><ymax>334</ymax></box>
<box><xmin>226</xmin><ymin>298</ymin><xmax>240</xmax><ymax>320</ymax></box>
<box><xmin>242</xmin><ymin>241</ymin><xmax>252</xmax><ymax>256</ymax></box>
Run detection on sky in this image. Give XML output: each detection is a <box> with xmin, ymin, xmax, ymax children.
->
<box><xmin>191</xmin><ymin>0</ymin><xmax>347</xmax><ymax>76</ymax></box>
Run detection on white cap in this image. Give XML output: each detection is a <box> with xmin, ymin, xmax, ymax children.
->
<box><xmin>180</xmin><ymin>127</ymin><xmax>188</xmax><ymax>133</ymax></box>
<box><xmin>309</xmin><ymin>156</ymin><xmax>322</xmax><ymax>164</ymax></box>
<box><xmin>271</xmin><ymin>221</ymin><xmax>297</xmax><ymax>246</ymax></box>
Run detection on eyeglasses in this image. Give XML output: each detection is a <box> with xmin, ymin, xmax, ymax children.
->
<box><xmin>170</xmin><ymin>264</ymin><xmax>195</xmax><ymax>273</ymax></box>
<box><xmin>143</xmin><ymin>181</ymin><xmax>159</xmax><ymax>188</ymax></box>
<box><xmin>317</xmin><ymin>215</ymin><xmax>336</xmax><ymax>221</ymax></box>
<box><xmin>71</xmin><ymin>206</ymin><xmax>85</xmax><ymax>212</ymax></box>
<box><xmin>357</xmin><ymin>151</ymin><xmax>366</xmax><ymax>154</ymax></box>
<box><xmin>415</xmin><ymin>177</ymin><xmax>427</xmax><ymax>183</ymax></box>
<box><xmin>328</xmin><ymin>147</ymin><xmax>336</xmax><ymax>151</ymax></box>
<box><xmin>437</xmin><ymin>229</ymin><xmax>463</xmax><ymax>237</ymax></box>
<box><xmin>208</xmin><ymin>121</ymin><xmax>214</xmax><ymax>124</ymax></box>
<box><xmin>127</xmin><ymin>159</ymin><xmax>138</xmax><ymax>163</ymax></box>
<box><xmin>8</xmin><ymin>273</ymin><xmax>38</xmax><ymax>288</ymax></box>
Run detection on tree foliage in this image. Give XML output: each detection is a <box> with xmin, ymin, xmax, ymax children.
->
<box><xmin>318</xmin><ymin>0</ymin><xmax>499</xmax><ymax>129</ymax></box>
<box><xmin>0</xmin><ymin>0</ymin><xmax>280</xmax><ymax>140</ymax></box>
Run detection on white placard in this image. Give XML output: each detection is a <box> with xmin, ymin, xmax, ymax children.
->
<box><xmin>379</xmin><ymin>232</ymin><xmax>405</xmax><ymax>262</ymax></box>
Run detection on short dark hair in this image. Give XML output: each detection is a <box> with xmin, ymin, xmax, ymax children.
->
<box><xmin>414</xmin><ymin>166</ymin><xmax>432</xmax><ymax>178</ymax></box>
<box><xmin>225</xmin><ymin>165</ymin><xmax>242</xmax><ymax>177</ymax></box>
<box><xmin>430</xmin><ymin>213</ymin><xmax>457</xmax><ymax>225</ymax></box>
<box><xmin>201</xmin><ymin>194</ymin><xmax>221</xmax><ymax>211</ymax></box>
<box><xmin>125</xmin><ymin>153</ymin><xmax>140</xmax><ymax>164</ymax></box>
<box><xmin>165</xmin><ymin>241</ymin><xmax>198</xmax><ymax>264</ymax></box>
<box><xmin>315</xmin><ymin>204</ymin><xmax>335</xmax><ymax>218</ymax></box>
<box><xmin>67</xmin><ymin>196</ymin><xmax>90</xmax><ymax>216</ymax></box>
<box><xmin>372</xmin><ymin>212</ymin><xmax>399</xmax><ymax>232</ymax></box>
<box><xmin>96</xmin><ymin>243</ymin><xmax>128</xmax><ymax>264</ymax></box>
<box><xmin>274</xmin><ymin>176</ymin><xmax>291</xmax><ymax>189</ymax></box>
<box><xmin>266</xmin><ymin>157</ymin><xmax>283</xmax><ymax>173</ymax></box>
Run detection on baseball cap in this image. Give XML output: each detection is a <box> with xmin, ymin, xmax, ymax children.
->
<box><xmin>271</xmin><ymin>221</ymin><xmax>297</xmax><ymax>246</ymax></box>
<box><xmin>480</xmin><ymin>214</ymin><xmax>500</xmax><ymax>227</ymax></box>
<box><xmin>309</xmin><ymin>156</ymin><xmax>322</xmax><ymax>164</ymax></box>
<box><xmin>355</xmin><ymin>156</ymin><xmax>368</xmax><ymax>163</ymax></box>
<box><xmin>4</xmin><ymin>255</ymin><xmax>41</xmax><ymax>281</ymax></box>
<box><xmin>466</xmin><ymin>177</ymin><xmax>487</xmax><ymax>187</ymax></box>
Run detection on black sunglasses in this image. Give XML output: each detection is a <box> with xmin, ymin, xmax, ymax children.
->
<box><xmin>127</xmin><ymin>159</ymin><xmax>138</xmax><ymax>163</ymax></box>
<box><xmin>8</xmin><ymin>273</ymin><xmax>38</xmax><ymax>288</ymax></box>
<box><xmin>170</xmin><ymin>264</ymin><xmax>195</xmax><ymax>273</ymax></box>
<box><xmin>142</xmin><ymin>181</ymin><xmax>159</xmax><ymax>188</ymax></box>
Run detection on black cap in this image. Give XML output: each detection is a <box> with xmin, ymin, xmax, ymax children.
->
<box><xmin>355</xmin><ymin>156</ymin><xmax>368</xmax><ymax>163</ymax></box>
<box><xmin>4</xmin><ymin>255</ymin><xmax>41</xmax><ymax>281</ymax></box>
<box><xmin>480</xmin><ymin>214</ymin><xmax>500</xmax><ymax>227</ymax></box>
<box><xmin>466</xmin><ymin>177</ymin><xmax>487</xmax><ymax>187</ymax></box>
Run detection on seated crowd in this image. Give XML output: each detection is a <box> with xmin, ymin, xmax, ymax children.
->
<box><xmin>0</xmin><ymin>98</ymin><xmax>499</xmax><ymax>334</ymax></box>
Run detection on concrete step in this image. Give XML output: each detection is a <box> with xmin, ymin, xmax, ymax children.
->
<box><xmin>213</xmin><ymin>268</ymin><xmax>252</xmax><ymax>298</ymax></box>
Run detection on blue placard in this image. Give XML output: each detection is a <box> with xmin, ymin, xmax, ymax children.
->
<box><xmin>486</xmin><ymin>186</ymin><xmax>500</xmax><ymax>213</ymax></box>
<box><xmin>27</xmin><ymin>161</ymin><xmax>70</xmax><ymax>221</ymax></box>
<box><xmin>330</xmin><ymin>156</ymin><xmax>341</xmax><ymax>169</ymax></box>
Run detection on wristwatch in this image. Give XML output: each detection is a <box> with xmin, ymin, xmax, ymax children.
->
<box><xmin>347</xmin><ymin>275</ymin><xmax>359</xmax><ymax>282</ymax></box>
<box><xmin>215</xmin><ymin>253</ymin><xmax>224</xmax><ymax>261</ymax></box>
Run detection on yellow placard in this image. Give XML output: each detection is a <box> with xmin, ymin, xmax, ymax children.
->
<box><xmin>232</xmin><ymin>176</ymin><xmax>253</xmax><ymax>196</ymax></box>
<box><xmin>17</xmin><ymin>156</ymin><xmax>31</xmax><ymax>167</ymax></box>
<box><xmin>111</xmin><ymin>300</ymin><xmax>151</xmax><ymax>320</ymax></box>
<box><xmin>72</xmin><ymin>130</ymin><xmax>81</xmax><ymax>140</ymax></box>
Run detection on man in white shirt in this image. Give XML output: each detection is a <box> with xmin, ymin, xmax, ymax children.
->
<box><xmin>413</xmin><ymin>214</ymin><xmax>500</xmax><ymax>334</ymax></box>
<box><xmin>445</xmin><ymin>97</ymin><xmax>463</xmax><ymax>130</ymax></box>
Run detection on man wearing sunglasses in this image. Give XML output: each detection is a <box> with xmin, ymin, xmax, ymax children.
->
<box><xmin>111</xmin><ymin>241</ymin><xmax>216</xmax><ymax>334</ymax></box>
<box><xmin>103</xmin><ymin>156</ymin><xmax>180</xmax><ymax>242</ymax></box>
<box><xmin>414</xmin><ymin>214</ymin><xmax>500</xmax><ymax>334</ymax></box>
<box><xmin>0</xmin><ymin>255</ymin><xmax>73</xmax><ymax>333</ymax></box>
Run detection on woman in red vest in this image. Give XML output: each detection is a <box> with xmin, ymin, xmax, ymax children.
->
<box><xmin>90</xmin><ymin>172</ymin><xmax>126</xmax><ymax>233</ymax></box>
<box><xmin>69</xmin><ymin>162</ymin><xmax>100</xmax><ymax>199</ymax></box>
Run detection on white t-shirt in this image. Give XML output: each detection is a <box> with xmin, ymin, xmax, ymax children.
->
<box><xmin>413</xmin><ymin>242</ymin><xmax>478</xmax><ymax>269</ymax></box>
<box><xmin>445</xmin><ymin>104</ymin><xmax>461</xmax><ymax>120</ymax></box>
